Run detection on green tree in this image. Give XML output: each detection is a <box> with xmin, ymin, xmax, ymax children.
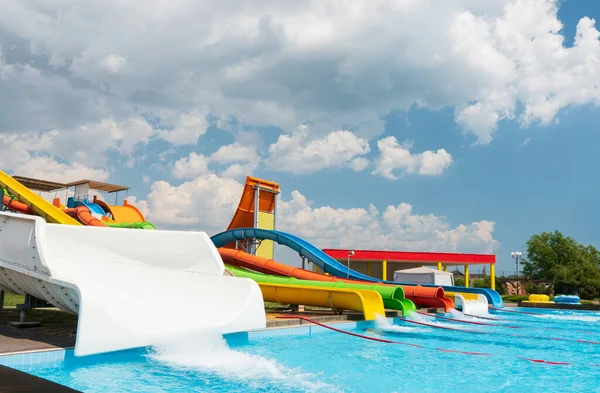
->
<box><xmin>522</xmin><ymin>230</ymin><xmax>600</xmax><ymax>298</ymax></box>
<box><xmin>472</xmin><ymin>276</ymin><xmax>506</xmax><ymax>295</ymax></box>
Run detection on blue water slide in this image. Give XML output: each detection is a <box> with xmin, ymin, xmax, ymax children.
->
<box><xmin>66</xmin><ymin>197</ymin><xmax>106</xmax><ymax>216</ymax></box>
<box><xmin>210</xmin><ymin>228</ymin><xmax>504</xmax><ymax>308</ymax></box>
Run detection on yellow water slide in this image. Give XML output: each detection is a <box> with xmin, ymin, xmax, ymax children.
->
<box><xmin>0</xmin><ymin>170</ymin><xmax>81</xmax><ymax>225</ymax></box>
<box><xmin>257</xmin><ymin>282</ymin><xmax>386</xmax><ymax>320</ymax></box>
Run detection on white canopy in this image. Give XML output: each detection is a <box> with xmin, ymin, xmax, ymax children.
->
<box><xmin>393</xmin><ymin>267</ymin><xmax>454</xmax><ymax>286</ymax></box>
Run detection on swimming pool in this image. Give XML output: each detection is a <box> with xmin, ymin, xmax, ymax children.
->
<box><xmin>4</xmin><ymin>307</ymin><xmax>600</xmax><ymax>392</ymax></box>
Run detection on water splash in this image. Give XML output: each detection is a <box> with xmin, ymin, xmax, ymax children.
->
<box><xmin>374</xmin><ymin>315</ymin><xmax>425</xmax><ymax>333</ymax></box>
<box><xmin>449</xmin><ymin>308</ymin><xmax>467</xmax><ymax>319</ymax></box>
<box><xmin>147</xmin><ymin>330</ymin><xmax>337</xmax><ymax>392</ymax></box>
<box><xmin>534</xmin><ymin>314</ymin><xmax>600</xmax><ymax>323</ymax></box>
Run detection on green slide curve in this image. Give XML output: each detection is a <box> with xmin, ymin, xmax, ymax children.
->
<box><xmin>227</xmin><ymin>266</ymin><xmax>416</xmax><ymax>316</ymax></box>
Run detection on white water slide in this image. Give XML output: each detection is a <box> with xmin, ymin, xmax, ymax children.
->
<box><xmin>0</xmin><ymin>211</ymin><xmax>266</xmax><ymax>356</ymax></box>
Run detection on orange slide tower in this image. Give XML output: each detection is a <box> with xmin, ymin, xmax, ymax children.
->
<box><xmin>225</xmin><ymin>176</ymin><xmax>280</xmax><ymax>259</ymax></box>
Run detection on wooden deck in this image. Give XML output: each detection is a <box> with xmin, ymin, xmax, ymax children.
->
<box><xmin>0</xmin><ymin>309</ymin><xmax>76</xmax><ymax>355</ymax></box>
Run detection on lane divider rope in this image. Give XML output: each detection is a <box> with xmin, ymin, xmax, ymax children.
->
<box><xmin>275</xmin><ymin>315</ymin><xmax>574</xmax><ymax>366</ymax></box>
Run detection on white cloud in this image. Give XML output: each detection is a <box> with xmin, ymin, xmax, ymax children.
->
<box><xmin>0</xmin><ymin>132</ymin><xmax>108</xmax><ymax>182</ymax></box>
<box><xmin>139</xmin><ymin>174</ymin><xmax>244</xmax><ymax>232</ymax></box>
<box><xmin>139</xmin><ymin>175</ymin><xmax>498</xmax><ymax>254</ymax></box>
<box><xmin>156</xmin><ymin>110</ymin><xmax>209</xmax><ymax>146</ymax></box>
<box><xmin>278</xmin><ymin>191</ymin><xmax>499</xmax><ymax>253</ymax></box>
<box><xmin>372</xmin><ymin>136</ymin><xmax>453</xmax><ymax>179</ymax></box>
<box><xmin>2</xmin><ymin>0</ymin><xmax>596</xmax><ymax>146</ymax></box>
<box><xmin>50</xmin><ymin>117</ymin><xmax>154</xmax><ymax>166</ymax></box>
<box><xmin>172</xmin><ymin>153</ymin><xmax>210</xmax><ymax>179</ymax></box>
<box><xmin>210</xmin><ymin>141</ymin><xmax>261</xmax><ymax>178</ymax></box>
<box><xmin>267</xmin><ymin>125</ymin><xmax>370</xmax><ymax>174</ymax></box>
<box><xmin>99</xmin><ymin>54</ymin><xmax>127</xmax><ymax>74</ymax></box>
<box><xmin>349</xmin><ymin>157</ymin><xmax>370</xmax><ymax>172</ymax></box>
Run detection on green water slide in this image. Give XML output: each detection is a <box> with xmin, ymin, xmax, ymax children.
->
<box><xmin>104</xmin><ymin>221</ymin><xmax>156</xmax><ymax>229</ymax></box>
<box><xmin>227</xmin><ymin>266</ymin><xmax>416</xmax><ymax>316</ymax></box>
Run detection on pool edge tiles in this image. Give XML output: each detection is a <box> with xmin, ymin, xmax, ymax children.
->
<box><xmin>0</xmin><ymin>347</ymin><xmax>67</xmax><ymax>368</ymax></box>
<box><xmin>226</xmin><ymin>316</ymin><xmax>388</xmax><ymax>341</ymax></box>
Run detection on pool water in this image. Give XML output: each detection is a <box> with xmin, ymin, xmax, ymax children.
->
<box><xmin>10</xmin><ymin>308</ymin><xmax>600</xmax><ymax>393</ymax></box>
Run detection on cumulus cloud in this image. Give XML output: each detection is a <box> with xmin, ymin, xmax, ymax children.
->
<box><xmin>0</xmin><ymin>132</ymin><xmax>108</xmax><ymax>182</ymax></box>
<box><xmin>278</xmin><ymin>191</ymin><xmax>498</xmax><ymax>253</ymax></box>
<box><xmin>172</xmin><ymin>153</ymin><xmax>210</xmax><ymax>179</ymax></box>
<box><xmin>267</xmin><ymin>125</ymin><xmax>370</xmax><ymax>174</ymax></box>
<box><xmin>372</xmin><ymin>137</ymin><xmax>453</xmax><ymax>179</ymax></box>
<box><xmin>1</xmin><ymin>0</ymin><xmax>596</xmax><ymax>146</ymax></box>
<box><xmin>139</xmin><ymin>175</ymin><xmax>244</xmax><ymax>232</ymax></box>
<box><xmin>139</xmin><ymin>175</ymin><xmax>498</xmax><ymax>253</ymax></box>
<box><xmin>155</xmin><ymin>110</ymin><xmax>210</xmax><ymax>146</ymax></box>
<box><xmin>210</xmin><ymin>141</ymin><xmax>261</xmax><ymax>178</ymax></box>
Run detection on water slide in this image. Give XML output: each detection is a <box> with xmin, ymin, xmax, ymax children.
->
<box><xmin>227</xmin><ymin>265</ymin><xmax>414</xmax><ymax>316</ymax></box>
<box><xmin>0</xmin><ymin>172</ymin><xmax>266</xmax><ymax>356</ymax></box>
<box><xmin>0</xmin><ymin>171</ymin><xmax>80</xmax><ymax>225</ymax></box>
<box><xmin>67</xmin><ymin>197</ymin><xmax>106</xmax><ymax>216</ymax></box>
<box><xmin>5</xmin><ymin>192</ymin><xmax>105</xmax><ymax>227</ymax></box>
<box><xmin>211</xmin><ymin>228</ymin><xmax>504</xmax><ymax>308</ymax></box>
<box><xmin>226</xmin><ymin>176</ymin><xmax>279</xmax><ymax>231</ymax></box>
<box><xmin>230</xmin><ymin>270</ymin><xmax>385</xmax><ymax>320</ymax></box>
<box><xmin>93</xmin><ymin>197</ymin><xmax>153</xmax><ymax>227</ymax></box>
<box><xmin>219</xmin><ymin>248</ymin><xmax>442</xmax><ymax>313</ymax></box>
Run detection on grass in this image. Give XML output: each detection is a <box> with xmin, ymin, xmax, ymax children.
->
<box><xmin>501</xmin><ymin>295</ymin><xmax>529</xmax><ymax>302</ymax></box>
<box><xmin>3</xmin><ymin>293</ymin><xmax>25</xmax><ymax>307</ymax></box>
<box><xmin>0</xmin><ymin>293</ymin><xmax>76</xmax><ymax>325</ymax></box>
<box><xmin>263</xmin><ymin>301</ymin><xmax>332</xmax><ymax>312</ymax></box>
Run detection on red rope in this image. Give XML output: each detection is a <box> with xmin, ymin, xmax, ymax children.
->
<box><xmin>416</xmin><ymin>312</ymin><xmax>521</xmax><ymax>328</ymax></box>
<box><xmin>274</xmin><ymin>315</ymin><xmax>574</xmax><ymax>365</ymax></box>
<box><xmin>403</xmin><ymin>315</ymin><xmax>600</xmax><ymax>346</ymax></box>
<box><xmin>463</xmin><ymin>313</ymin><xmax>500</xmax><ymax>321</ymax></box>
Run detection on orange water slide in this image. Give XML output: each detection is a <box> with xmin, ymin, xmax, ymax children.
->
<box><xmin>219</xmin><ymin>248</ymin><xmax>453</xmax><ymax>311</ymax></box>
<box><xmin>63</xmin><ymin>206</ymin><xmax>106</xmax><ymax>227</ymax></box>
<box><xmin>93</xmin><ymin>197</ymin><xmax>146</xmax><ymax>223</ymax></box>
<box><xmin>4</xmin><ymin>194</ymin><xmax>105</xmax><ymax>227</ymax></box>
<box><xmin>3</xmin><ymin>194</ymin><xmax>34</xmax><ymax>214</ymax></box>
<box><xmin>226</xmin><ymin>176</ymin><xmax>279</xmax><ymax>232</ymax></box>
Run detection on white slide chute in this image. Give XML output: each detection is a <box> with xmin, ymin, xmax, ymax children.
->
<box><xmin>453</xmin><ymin>293</ymin><xmax>489</xmax><ymax>316</ymax></box>
<box><xmin>0</xmin><ymin>211</ymin><xmax>266</xmax><ymax>356</ymax></box>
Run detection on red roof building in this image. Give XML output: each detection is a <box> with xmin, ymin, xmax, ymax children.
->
<box><xmin>322</xmin><ymin>249</ymin><xmax>497</xmax><ymax>289</ymax></box>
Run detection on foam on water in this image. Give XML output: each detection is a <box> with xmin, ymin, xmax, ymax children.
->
<box><xmin>147</xmin><ymin>330</ymin><xmax>336</xmax><ymax>392</ymax></box>
<box><xmin>449</xmin><ymin>308</ymin><xmax>492</xmax><ymax>321</ymax></box>
<box><xmin>533</xmin><ymin>314</ymin><xmax>600</xmax><ymax>323</ymax></box>
<box><xmin>374</xmin><ymin>315</ymin><xmax>425</xmax><ymax>333</ymax></box>
<box><xmin>406</xmin><ymin>310</ymin><xmax>471</xmax><ymax>330</ymax></box>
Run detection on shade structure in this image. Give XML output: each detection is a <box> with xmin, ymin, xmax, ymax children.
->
<box><xmin>393</xmin><ymin>267</ymin><xmax>454</xmax><ymax>286</ymax></box>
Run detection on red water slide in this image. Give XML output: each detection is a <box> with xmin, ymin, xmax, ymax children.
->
<box><xmin>219</xmin><ymin>248</ymin><xmax>453</xmax><ymax>311</ymax></box>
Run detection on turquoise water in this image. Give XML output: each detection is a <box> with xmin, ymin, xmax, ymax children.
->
<box><xmin>10</xmin><ymin>308</ymin><xmax>600</xmax><ymax>392</ymax></box>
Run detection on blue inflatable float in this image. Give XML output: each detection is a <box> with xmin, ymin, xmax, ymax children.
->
<box><xmin>554</xmin><ymin>295</ymin><xmax>580</xmax><ymax>304</ymax></box>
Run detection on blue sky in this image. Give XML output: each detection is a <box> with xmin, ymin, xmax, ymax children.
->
<box><xmin>1</xmin><ymin>0</ymin><xmax>599</xmax><ymax>273</ymax></box>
